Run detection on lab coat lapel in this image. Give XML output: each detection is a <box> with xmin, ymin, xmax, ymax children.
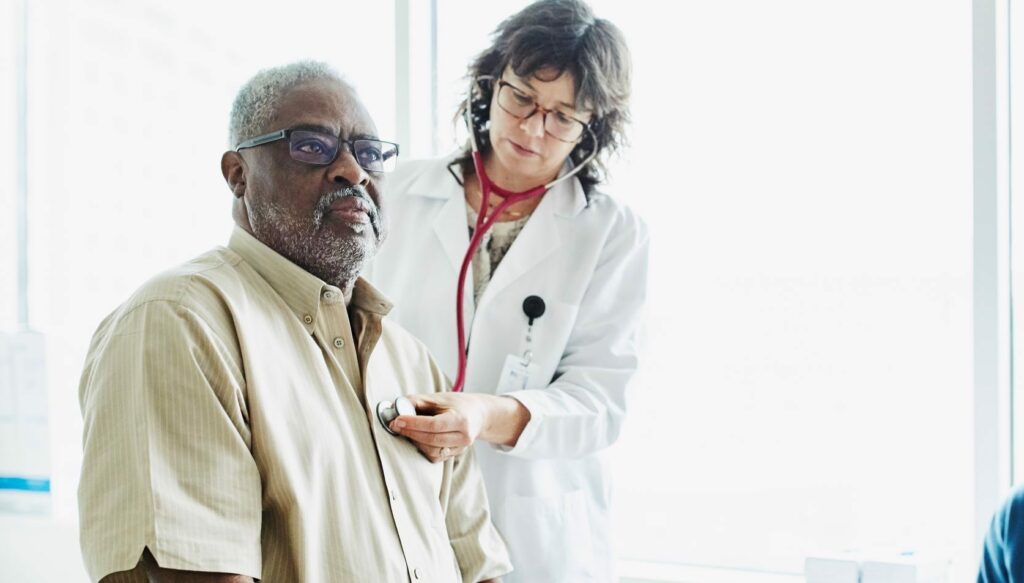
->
<box><xmin>473</xmin><ymin>174</ymin><xmax>585</xmax><ymax>316</ymax></box>
<box><xmin>433</xmin><ymin>190</ymin><xmax>470</xmax><ymax>275</ymax></box>
<box><xmin>429</xmin><ymin>173</ymin><xmax>477</xmax><ymax>338</ymax></box>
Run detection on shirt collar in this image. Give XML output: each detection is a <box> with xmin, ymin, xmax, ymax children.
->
<box><xmin>350</xmin><ymin>277</ymin><xmax>394</xmax><ymax>317</ymax></box>
<box><xmin>227</xmin><ymin>227</ymin><xmax>393</xmax><ymax>332</ymax></box>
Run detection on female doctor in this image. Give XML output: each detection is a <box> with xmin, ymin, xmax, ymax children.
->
<box><xmin>367</xmin><ymin>1</ymin><xmax>648</xmax><ymax>580</ymax></box>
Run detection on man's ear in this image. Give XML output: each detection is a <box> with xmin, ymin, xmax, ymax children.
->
<box><xmin>221</xmin><ymin>151</ymin><xmax>248</xmax><ymax>199</ymax></box>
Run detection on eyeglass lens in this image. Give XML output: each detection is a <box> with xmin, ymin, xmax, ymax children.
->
<box><xmin>288</xmin><ymin>130</ymin><xmax>398</xmax><ymax>172</ymax></box>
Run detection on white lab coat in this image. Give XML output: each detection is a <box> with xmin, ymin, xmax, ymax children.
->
<box><xmin>366</xmin><ymin>155</ymin><xmax>649</xmax><ymax>583</ymax></box>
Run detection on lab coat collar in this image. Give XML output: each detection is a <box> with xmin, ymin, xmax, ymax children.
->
<box><xmin>424</xmin><ymin>153</ymin><xmax>586</xmax><ymax>315</ymax></box>
<box><xmin>411</xmin><ymin>152</ymin><xmax>588</xmax><ymax>218</ymax></box>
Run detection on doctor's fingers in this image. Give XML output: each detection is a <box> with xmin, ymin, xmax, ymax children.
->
<box><xmin>400</xmin><ymin>427</ymin><xmax>472</xmax><ymax>448</ymax></box>
<box><xmin>393</xmin><ymin>409</ymin><xmax>465</xmax><ymax>433</ymax></box>
<box><xmin>417</xmin><ymin>443</ymin><xmax>465</xmax><ymax>464</ymax></box>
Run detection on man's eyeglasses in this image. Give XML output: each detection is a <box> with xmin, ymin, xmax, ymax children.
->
<box><xmin>235</xmin><ymin>129</ymin><xmax>400</xmax><ymax>173</ymax></box>
<box><xmin>494</xmin><ymin>79</ymin><xmax>590</xmax><ymax>143</ymax></box>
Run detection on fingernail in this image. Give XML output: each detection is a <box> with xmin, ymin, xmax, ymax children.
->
<box><xmin>393</xmin><ymin>420</ymin><xmax>405</xmax><ymax>429</ymax></box>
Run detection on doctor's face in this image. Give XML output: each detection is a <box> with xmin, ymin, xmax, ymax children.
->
<box><xmin>230</xmin><ymin>79</ymin><xmax>387</xmax><ymax>286</ymax></box>
<box><xmin>487</xmin><ymin>67</ymin><xmax>593</xmax><ymax>184</ymax></box>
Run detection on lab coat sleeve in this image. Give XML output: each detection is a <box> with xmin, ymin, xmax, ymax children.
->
<box><xmin>500</xmin><ymin>209</ymin><xmax>650</xmax><ymax>459</ymax></box>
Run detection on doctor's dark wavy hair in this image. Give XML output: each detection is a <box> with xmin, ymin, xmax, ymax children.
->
<box><xmin>453</xmin><ymin>0</ymin><xmax>631</xmax><ymax>197</ymax></box>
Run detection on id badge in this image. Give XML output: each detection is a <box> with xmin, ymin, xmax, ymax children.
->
<box><xmin>497</xmin><ymin>354</ymin><xmax>539</xmax><ymax>394</ymax></box>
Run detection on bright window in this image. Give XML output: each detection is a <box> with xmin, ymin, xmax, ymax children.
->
<box><xmin>0</xmin><ymin>0</ymin><xmax>396</xmax><ymax>568</ymax></box>
<box><xmin>1010</xmin><ymin>0</ymin><xmax>1024</xmax><ymax>487</ymax></box>
<box><xmin>0</xmin><ymin>1</ymin><xmax>989</xmax><ymax>581</ymax></box>
<box><xmin>434</xmin><ymin>0</ymin><xmax>975</xmax><ymax>578</ymax></box>
<box><xmin>0</xmin><ymin>0</ymin><xmax>18</xmax><ymax>331</ymax></box>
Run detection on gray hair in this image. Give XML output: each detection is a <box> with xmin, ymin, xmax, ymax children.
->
<box><xmin>228</xmin><ymin>60</ymin><xmax>350</xmax><ymax>147</ymax></box>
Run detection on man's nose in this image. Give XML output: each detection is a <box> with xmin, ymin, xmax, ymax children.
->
<box><xmin>327</xmin><ymin>146</ymin><xmax>369</xmax><ymax>187</ymax></box>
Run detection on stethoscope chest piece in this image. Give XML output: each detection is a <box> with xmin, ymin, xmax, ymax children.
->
<box><xmin>376</xmin><ymin>396</ymin><xmax>415</xmax><ymax>435</ymax></box>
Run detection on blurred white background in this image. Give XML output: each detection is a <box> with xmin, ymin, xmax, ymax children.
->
<box><xmin>0</xmin><ymin>0</ymin><xmax>1007</xmax><ymax>581</ymax></box>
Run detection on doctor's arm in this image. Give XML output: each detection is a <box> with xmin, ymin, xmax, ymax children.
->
<box><xmin>496</xmin><ymin>212</ymin><xmax>650</xmax><ymax>459</ymax></box>
<box><xmin>393</xmin><ymin>212</ymin><xmax>649</xmax><ymax>460</ymax></box>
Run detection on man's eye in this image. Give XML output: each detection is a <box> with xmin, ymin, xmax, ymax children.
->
<box><xmin>359</xmin><ymin>148</ymin><xmax>382</xmax><ymax>163</ymax></box>
<box><xmin>295</xmin><ymin>139</ymin><xmax>328</xmax><ymax>154</ymax></box>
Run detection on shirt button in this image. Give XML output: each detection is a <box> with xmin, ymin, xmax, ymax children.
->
<box><xmin>413</xmin><ymin>568</ymin><xmax>421</xmax><ymax>579</ymax></box>
<box><xmin>323</xmin><ymin>290</ymin><xmax>336</xmax><ymax>300</ymax></box>
<box><xmin>303</xmin><ymin>314</ymin><xmax>313</xmax><ymax>325</ymax></box>
<box><xmin>333</xmin><ymin>337</ymin><xmax>345</xmax><ymax>349</ymax></box>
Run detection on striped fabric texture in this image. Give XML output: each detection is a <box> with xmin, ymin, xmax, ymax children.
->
<box><xmin>78</xmin><ymin>227</ymin><xmax>512</xmax><ymax>583</ymax></box>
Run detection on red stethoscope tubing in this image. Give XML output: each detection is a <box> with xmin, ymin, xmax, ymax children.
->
<box><xmin>451</xmin><ymin>151</ymin><xmax>549</xmax><ymax>392</ymax></box>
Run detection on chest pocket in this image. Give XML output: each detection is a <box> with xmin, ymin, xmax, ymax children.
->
<box><xmin>520</xmin><ymin>300</ymin><xmax>580</xmax><ymax>389</ymax></box>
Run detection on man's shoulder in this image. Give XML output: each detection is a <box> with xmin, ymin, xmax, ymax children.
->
<box><xmin>121</xmin><ymin>246</ymin><xmax>245</xmax><ymax>310</ymax></box>
<box><xmin>97</xmin><ymin>246</ymin><xmax>252</xmax><ymax>338</ymax></box>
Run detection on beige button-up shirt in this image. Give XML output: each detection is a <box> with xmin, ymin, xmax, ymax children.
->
<box><xmin>78</xmin><ymin>227</ymin><xmax>512</xmax><ymax>583</ymax></box>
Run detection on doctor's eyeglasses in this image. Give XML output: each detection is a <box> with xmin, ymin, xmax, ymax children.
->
<box><xmin>494</xmin><ymin>79</ymin><xmax>590</xmax><ymax>143</ymax></box>
<box><xmin>235</xmin><ymin>129</ymin><xmax>400</xmax><ymax>173</ymax></box>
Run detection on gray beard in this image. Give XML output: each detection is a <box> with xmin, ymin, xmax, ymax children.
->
<box><xmin>249</xmin><ymin>186</ymin><xmax>384</xmax><ymax>289</ymax></box>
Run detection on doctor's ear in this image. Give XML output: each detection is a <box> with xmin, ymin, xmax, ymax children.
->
<box><xmin>221</xmin><ymin>151</ymin><xmax>247</xmax><ymax>199</ymax></box>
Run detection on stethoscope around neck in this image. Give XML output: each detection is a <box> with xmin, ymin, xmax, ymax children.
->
<box><xmin>451</xmin><ymin>75</ymin><xmax>598</xmax><ymax>393</ymax></box>
<box><xmin>375</xmin><ymin>76</ymin><xmax>597</xmax><ymax>434</ymax></box>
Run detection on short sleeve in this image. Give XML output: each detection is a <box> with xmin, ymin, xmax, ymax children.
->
<box><xmin>78</xmin><ymin>299</ymin><xmax>262</xmax><ymax>582</ymax></box>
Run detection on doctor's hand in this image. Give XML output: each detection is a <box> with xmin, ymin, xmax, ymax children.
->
<box><xmin>389</xmin><ymin>393</ymin><xmax>532</xmax><ymax>463</ymax></box>
<box><xmin>389</xmin><ymin>393</ymin><xmax>486</xmax><ymax>462</ymax></box>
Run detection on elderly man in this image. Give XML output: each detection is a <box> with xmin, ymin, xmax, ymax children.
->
<box><xmin>78</xmin><ymin>61</ymin><xmax>512</xmax><ymax>583</ymax></box>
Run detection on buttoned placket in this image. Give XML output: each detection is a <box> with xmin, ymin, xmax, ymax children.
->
<box><xmin>314</xmin><ymin>287</ymin><xmax>363</xmax><ymax>398</ymax></box>
<box><xmin>315</xmin><ymin>287</ymin><xmax>433</xmax><ymax>582</ymax></box>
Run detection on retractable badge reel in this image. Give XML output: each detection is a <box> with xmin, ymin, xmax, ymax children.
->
<box><xmin>521</xmin><ymin>295</ymin><xmax>546</xmax><ymax>367</ymax></box>
<box><xmin>497</xmin><ymin>295</ymin><xmax>546</xmax><ymax>393</ymax></box>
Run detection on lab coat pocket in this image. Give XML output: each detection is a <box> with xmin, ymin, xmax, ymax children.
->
<box><xmin>524</xmin><ymin>301</ymin><xmax>579</xmax><ymax>390</ymax></box>
<box><xmin>503</xmin><ymin>489</ymin><xmax>595</xmax><ymax>581</ymax></box>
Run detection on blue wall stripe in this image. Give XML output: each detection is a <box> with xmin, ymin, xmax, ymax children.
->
<box><xmin>0</xmin><ymin>476</ymin><xmax>51</xmax><ymax>492</ymax></box>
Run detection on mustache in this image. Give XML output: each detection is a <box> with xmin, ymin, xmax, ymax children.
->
<box><xmin>313</xmin><ymin>185</ymin><xmax>382</xmax><ymax>233</ymax></box>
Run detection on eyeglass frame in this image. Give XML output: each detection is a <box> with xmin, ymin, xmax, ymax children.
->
<box><xmin>234</xmin><ymin>128</ymin><xmax>400</xmax><ymax>173</ymax></box>
<box><xmin>492</xmin><ymin>78</ymin><xmax>592</xmax><ymax>144</ymax></box>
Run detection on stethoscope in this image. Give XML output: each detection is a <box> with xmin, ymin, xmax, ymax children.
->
<box><xmin>376</xmin><ymin>76</ymin><xmax>596</xmax><ymax>434</ymax></box>
<box><xmin>377</xmin><ymin>295</ymin><xmax>547</xmax><ymax>436</ymax></box>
